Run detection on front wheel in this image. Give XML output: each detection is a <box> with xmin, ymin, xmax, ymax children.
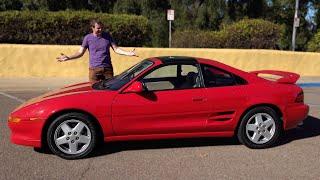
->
<box><xmin>47</xmin><ymin>113</ymin><xmax>97</xmax><ymax>159</ymax></box>
<box><xmin>237</xmin><ymin>106</ymin><xmax>282</xmax><ymax>149</ymax></box>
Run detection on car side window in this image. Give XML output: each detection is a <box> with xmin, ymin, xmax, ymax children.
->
<box><xmin>181</xmin><ymin>65</ymin><xmax>198</xmax><ymax>75</ymax></box>
<box><xmin>142</xmin><ymin>64</ymin><xmax>201</xmax><ymax>91</ymax></box>
<box><xmin>201</xmin><ymin>64</ymin><xmax>246</xmax><ymax>87</ymax></box>
<box><xmin>144</xmin><ymin>65</ymin><xmax>177</xmax><ymax>78</ymax></box>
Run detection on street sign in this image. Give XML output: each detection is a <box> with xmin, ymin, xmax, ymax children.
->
<box><xmin>167</xmin><ymin>9</ymin><xmax>174</xmax><ymax>48</ymax></box>
<box><xmin>167</xmin><ymin>9</ymin><xmax>174</xmax><ymax>21</ymax></box>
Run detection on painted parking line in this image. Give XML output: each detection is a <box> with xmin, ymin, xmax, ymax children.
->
<box><xmin>298</xmin><ymin>82</ymin><xmax>320</xmax><ymax>88</ymax></box>
<box><xmin>0</xmin><ymin>92</ymin><xmax>26</xmax><ymax>103</ymax></box>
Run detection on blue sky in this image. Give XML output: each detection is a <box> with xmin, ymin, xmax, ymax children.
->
<box><xmin>306</xmin><ymin>2</ymin><xmax>317</xmax><ymax>23</ymax></box>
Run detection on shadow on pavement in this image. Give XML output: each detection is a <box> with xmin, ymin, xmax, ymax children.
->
<box><xmin>34</xmin><ymin>116</ymin><xmax>320</xmax><ymax>158</ymax></box>
<box><xmin>92</xmin><ymin>136</ymin><xmax>240</xmax><ymax>158</ymax></box>
<box><xmin>279</xmin><ymin>115</ymin><xmax>320</xmax><ymax>145</ymax></box>
<box><xmin>90</xmin><ymin>116</ymin><xmax>320</xmax><ymax>158</ymax></box>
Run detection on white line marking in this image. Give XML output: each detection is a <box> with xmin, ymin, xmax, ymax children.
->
<box><xmin>0</xmin><ymin>92</ymin><xmax>26</xmax><ymax>103</ymax></box>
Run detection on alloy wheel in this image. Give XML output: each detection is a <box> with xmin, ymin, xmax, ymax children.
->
<box><xmin>245</xmin><ymin>113</ymin><xmax>276</xmax><ymax>144</ymax></box>
<box><xmin>53</xmin><ymin>119</ymin><xmax>92</xmax><ymax>155</ymax></box>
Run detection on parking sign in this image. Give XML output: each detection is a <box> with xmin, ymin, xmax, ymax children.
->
<box><xmin>167</xmin><ymin>9</ymin><xmax>174</xmax><ymax>21</ymax></box>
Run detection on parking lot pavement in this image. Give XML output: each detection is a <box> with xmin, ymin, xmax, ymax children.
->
<box><xmin>0</xmin><ymin>78</ymin><xmax>320</xmax><ymax>179</ymax></box>
<box><xmin>0</xmin><ymin>77</ymin><xmax>87</xmax><ymax>91</ymax></box>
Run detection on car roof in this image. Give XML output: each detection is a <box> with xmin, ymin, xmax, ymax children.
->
<box><xmin>149</xmin><ymin>56</ymin><xmax>259</xmax><ymax>83</ymax></box>
<box><xmin>151</xmin><ymin>56</ymin><xmax>236</xmax><ymax>70</ymax></box>
<box><xmin>154</xmin><ymin>56</ymin><xmax>198</xmax><ymax>64</ymax></box>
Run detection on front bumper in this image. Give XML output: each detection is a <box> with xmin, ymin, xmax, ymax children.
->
<box><xmin>284</xmin><ymin>103</ymin><xmax>309</xmax><ymax>130</ymax></box>
<box><xmin>8</xmin><ymin>119</ymin><xmax>44</xmax><ymax>148</ymax></box>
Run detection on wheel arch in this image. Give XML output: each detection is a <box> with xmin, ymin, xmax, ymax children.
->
<box><xmin>41</xmin><ymin>109</ymin><xmax>104</xmax><ymax>149</ymax></box>
<box><xmin>235</xmin><ymin>103</ymin><xmax>284</xmax><ymax>135</ymax></box>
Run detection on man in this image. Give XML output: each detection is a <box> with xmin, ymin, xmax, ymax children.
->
<box><xmin>56</xmin><ymin>19</ymin><xmax>137</xmax><ymax>83</ymax></box>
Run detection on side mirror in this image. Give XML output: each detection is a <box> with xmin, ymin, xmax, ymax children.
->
<box><xmin>123</xmin><ymin>81</ymin><xmax>145</xmax><ymax>93</ymax></box>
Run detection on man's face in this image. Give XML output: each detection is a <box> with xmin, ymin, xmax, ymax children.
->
<box><xmin>92</xmin><ymin>23</ymin><xmax>103</xmax><ymax>36</ymax></box>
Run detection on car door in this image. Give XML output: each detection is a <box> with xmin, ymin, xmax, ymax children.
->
<box><xmin>201</xmin><ymin>64</ymin><xmax>248</xmax><ymax>132</ymax></box>
<box><xmin>112</xmin><ymin>63</ymin><xmax>210</xmax><ymax>135</ymax></box>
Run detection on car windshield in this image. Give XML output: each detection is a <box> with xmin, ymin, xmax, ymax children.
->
<box><xmin>93</xmin><ymin>59</ymin><xmax>154</xmax><ymax>90</ymax></box>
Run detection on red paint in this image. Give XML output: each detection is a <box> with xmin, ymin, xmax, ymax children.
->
<box><xmin>8</xmin><ymin>57</ymin><xmax>309</xmax><ymax>148</ymax></box>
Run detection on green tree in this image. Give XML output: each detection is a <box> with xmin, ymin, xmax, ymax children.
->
<box><xmin>196</xmin><ymin>0</ymin><xmax>226</xmax><ymax>30</ymax></box>
<box><xmin>21</xmin><ymin>0</ymin><xmax>48</xmax><ymax>10</ymax></box>
<box><xmin>311</xmin><ymin>0</ymin><xmax>320</xmax><ymax>27</ymax></box>
<box><xmin>140</xmin><ymin>0</ymin><xmax>170</xmax><ymax>47</ymax></box>
<box><xmin>113</xmin><ymin>0</ymin><xmax>141</xmax><ymax>15</ymax></box>
<box><xmin>112</xmin><ymin>0</ymin><xmax>170</xmax><ymax>47</ymax></box>
<box><xmin>0</xmin><ymin>0</ymin><xmax>23</xmax><ymax>11</ymax></box>
<box><xmin>170</xmin><ymin>0</ymin><xmax>226</xmax><ymax>31</ymax></box>
<box><xmin>307</xmin><ymin>29</ymin><xmax>320</xmax><ymax>51</ymax></box>
<box><xmin>80</xmin><ymin>0</ymin><xmax>116</xmax><ymax>13</ymax></box>
<box><xmin>0</xmin><ymin>0</ymin><xmax>318</xmax><ymax>49</ymax></box>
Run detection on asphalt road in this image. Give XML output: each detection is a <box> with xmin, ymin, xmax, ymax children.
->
<box><xmin>1</xmin><ymin>87</ymin><xmax>320</xmax><ymax>180</ymax></box>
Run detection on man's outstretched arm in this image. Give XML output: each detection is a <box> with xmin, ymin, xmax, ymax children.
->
<box><xmin>111</xmin><ymin>43</ymin><xmax>138</xmax><ymax>57</ymax></box>
<box><xmin>56</xmin><ymin>47</ymin><xmax>87</xmax><ymax>62</ymax></box>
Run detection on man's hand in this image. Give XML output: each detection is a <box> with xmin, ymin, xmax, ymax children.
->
<box><xmin>129</xmin><ymin>48</ymin><xmax>138</xmax><ymax>57</ymax></box>
<box><xmin>56</xmin><ymin>53</ymin><xmax>69</xmax><ymax>62</ymax></box>
<box><xmin>112</xmin><ymin>45</ymin><xmax>139</xmax><ymax>57</ymax></box>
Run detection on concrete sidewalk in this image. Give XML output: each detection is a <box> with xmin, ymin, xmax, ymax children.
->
<box><xmin>0</xmin><ymin>77</ymin><xmax>87</xmax><ymax>91</ymax></box>
<box><xmin>0</xmin><ymin>76</ymin><xmax>319</xmax><ymax>91</ymax></box>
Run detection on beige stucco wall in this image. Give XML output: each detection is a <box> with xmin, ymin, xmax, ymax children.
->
<box><xmin>0</xmin><ymin>44</ymin><xmax>319</xmax><ymax>77</ymax></box>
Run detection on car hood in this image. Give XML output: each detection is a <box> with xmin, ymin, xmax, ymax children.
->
<box><xmin>42</xmin><ymin>82</ymin><xmax>93</xmax><ymax>99</ymax></box>
<box><xmin>15</xmin><ymin>82</ymin><xmax>95</xmax><ymax>110</ymax></box>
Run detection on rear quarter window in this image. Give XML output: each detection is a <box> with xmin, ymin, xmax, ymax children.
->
<box><xmin>201</xmin><ymin>64</ymin><xmax>247</xmax><ymax>87</ymax></box>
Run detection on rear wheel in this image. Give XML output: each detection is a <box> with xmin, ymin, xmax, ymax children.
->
<box><xmin>47</xmin><ymin>113</ymin><xmax>97</xmax><ymax>159</ymax></box>
<box><xmin>237</xmin><ymin>106</ymin><xmax>282</xmax><ymax>149</ymax></box>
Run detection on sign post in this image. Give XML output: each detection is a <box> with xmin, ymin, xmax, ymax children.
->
<box><xmin>292</xmin><ymin>0</ymin><xmax>299</xmax><ymax>51</ymax></box>
<box><xmin>167</xmin><ymin>9</ymin><xmax>174</xmax><ymax>48</ymax></box>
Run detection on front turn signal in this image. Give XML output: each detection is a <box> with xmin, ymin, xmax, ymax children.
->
<box><xmin>8</xmin><ymin>116</ymin><xmax>21</xmax><ymax>123</ymax></box>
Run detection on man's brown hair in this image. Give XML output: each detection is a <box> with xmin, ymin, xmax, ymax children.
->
<box><xmin>90</xmin><ymin>19</ymin><xmax>104</xmax><ymax>27</ymax></box>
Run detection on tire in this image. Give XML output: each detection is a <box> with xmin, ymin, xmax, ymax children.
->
<box><xmin>47</xmin><ymin>112</ymin><xmax>97</xmax><ymax>159</ymax></box>
<box><xmin>237</xmin><ymin>106</ymin><xmax>282</xmax><ymax>149</ymax></box>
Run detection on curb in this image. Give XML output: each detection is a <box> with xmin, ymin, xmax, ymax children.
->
<box><xmin>298</xmin><ymin>83</ymin><xmax>320</xmax><ymax>88</ymax></box>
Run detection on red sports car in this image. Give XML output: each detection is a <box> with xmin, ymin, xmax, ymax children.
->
<box><xmin>8</xmin><ymin>56</ymin><xmax>309</xmax><ymax>159</ymax></box>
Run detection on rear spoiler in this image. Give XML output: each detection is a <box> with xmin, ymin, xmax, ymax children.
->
<box><xmin>250</xmin><ymin>70</ymin><xmax>300</xmax><ymax>84</ymax></box>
